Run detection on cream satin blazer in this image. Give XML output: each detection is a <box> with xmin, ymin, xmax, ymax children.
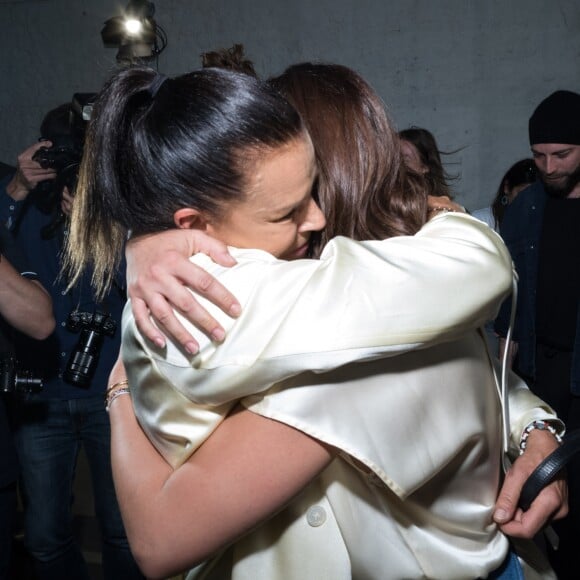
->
<box><xmin>122</xmin><ymin>214</ymin><xmax>559</xmax><ymax>579</ymax></box>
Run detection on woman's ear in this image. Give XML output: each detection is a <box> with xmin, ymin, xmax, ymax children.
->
<box><xmin>173</xmin><ymin>208</ymin><xmax>209</xmax><ymax>230</ymax></box>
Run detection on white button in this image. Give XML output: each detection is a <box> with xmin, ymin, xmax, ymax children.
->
<box><xmin>61</xmin><ymin>321</ymin><xmax>66</xmax><ymax>327</ymax></box>
<box><xmin>61</xmin><ymin>290</ymin><xmax>66</xmax><ymax>295</ymax></box>
<box><xmin>61</xmin><ymin>352</ymin><xmax>67</xmax><ymax>357</ymax></box>
<box><xmin>306</xmin><ymin>505</ymin><xmax>326</xmax><ymax>527</ymax></box>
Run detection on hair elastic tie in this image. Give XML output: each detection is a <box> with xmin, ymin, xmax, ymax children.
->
<box><xmin>148</xmin><ymin>74</ymin><xmax>168</xmax><ymax>98</ymax></box>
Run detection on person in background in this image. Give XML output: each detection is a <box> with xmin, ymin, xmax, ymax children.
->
<box><xmin>495</xmin><ymin>89</ymin><xmax>580</xmax><ymax>580</ymax></box>
<box><xmin>0</xmin><ymin>222</ymin><xmax>54</xmax><ymax>580</ymax></box>
<box><xmin>201</xmin><ymin>43</ymin><xmax>258</xmax><ymax>77</ymax></box>
<box><xmin>0</xmin><ymin>103</ymin><xmax>146</xmax><ymax>580</ymax></box>
<box><xmin>399</xmin><ymin>126</ymin><xmax>457</xmax><ymax>198</ymax></box>
<box><xmin>472</xmin><ymin>158</ymin><xmax>537</xmax><ymax>232</ymax></box>
<box><xmin>67</xmin><ymin>63</ymin><xmax>564</xmax><ymax>579</ymax></box>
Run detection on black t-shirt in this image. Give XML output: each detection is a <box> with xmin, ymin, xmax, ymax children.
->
<box><xmin>536</xmin><ymin>196</ymin><xmax>580</xmax><ymax>350</ymax></box>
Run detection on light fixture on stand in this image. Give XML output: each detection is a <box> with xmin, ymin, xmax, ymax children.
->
<box><xmin>101</xmin><ymin>0</ymin><xmax>167</xmax><ymax>64</ymax></box>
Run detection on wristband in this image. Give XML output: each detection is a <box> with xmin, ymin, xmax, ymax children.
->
<box><xmin>519</xmin><ymin>420</ymin><xmax>563</xmax><ymax>455</ymax></box>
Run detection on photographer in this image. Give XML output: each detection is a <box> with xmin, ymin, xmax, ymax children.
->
<box><xmin>0</xmin><ymin>221</ymin><xmax>54</xmax><ymax>580</ymax></box>
<box><xmin>0</xmin><ymin>104</ymin><xmax>144</xmax><ymax>580</ymax></box>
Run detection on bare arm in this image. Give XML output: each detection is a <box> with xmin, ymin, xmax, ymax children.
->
<box><xmin>108</xmin><ymin>359</ymin><xmax>332</xmax><ymax>579</ymax></box>
<box><xmin>126</xmin><ymin>230</ymin><xmax>241</xmax><ymax>354</ymax></box>
<box><xmin>129</xmin><ymin>212</ymin><xmax>512</xmax><ymax>356</ymax></box>
<box><xmin>126</xmin><ymin>197</ymin><xmax>468</xmax><ymax>352</ymax></box>
<box><xmin>0</xmin><ymin>255</ymin><xmax>54</xmax><ymax>339</ymax></box>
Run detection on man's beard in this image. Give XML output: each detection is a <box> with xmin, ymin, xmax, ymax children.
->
<box><xmin>541</xmin><ymin>163</ymin><xmax>580</xmax><ymax>198</ymax></box>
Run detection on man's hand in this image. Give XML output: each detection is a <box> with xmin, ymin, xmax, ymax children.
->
<box><xmin>126</xmin><ymin>229</ymin><xmax>241</xmax><ymax>354</ymax></box>
<box><xmin>6</xmin><ymin>141</ymin><xmax>57</xmax><ymax>201</ymax></box>
<box><xmin>494</xmin><ymin>429</ymin><xmax>568</xmax><ymax>538</ymax></box>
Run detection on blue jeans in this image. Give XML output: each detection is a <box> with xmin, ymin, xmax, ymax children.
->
<box><xmin>13</xmin><ymin>397</ymin><xmax>144</xmax><ymax>580</ymax></box>
<box><xmin>488</xmin><ymin>548</ymin><xmax>524</xmax><ymax>580</ymax></box>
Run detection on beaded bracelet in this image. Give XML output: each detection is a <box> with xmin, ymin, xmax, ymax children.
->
<box><xmin>519</xmin><ymin>420</ymin><xmax>563</xmax><ymax>455</ymax></box>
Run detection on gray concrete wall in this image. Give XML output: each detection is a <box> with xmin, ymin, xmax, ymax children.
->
<box><xmin>0</xmin><ymin>0</ymin><xmax>578</xmax><ymax>210</ymax></box>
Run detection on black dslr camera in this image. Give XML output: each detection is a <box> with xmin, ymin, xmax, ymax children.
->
<box><xmin>31</xmin><ymin>93</ymin><xmax>96</xmax><ymax>238</ymax></box>
<box><xmin>32</xmin><ymin>133</ymin><xmax>84</xmax><ymax>203</ymax></box>
<box><xmin>0</xmin><ymin>354</ymin><xmax>42</xmax><ymax>396</ymax></box>
<box><xmin>64</xmin><ymin>311</ymin><xmax>117</xmax><ymax>389</ymax></box>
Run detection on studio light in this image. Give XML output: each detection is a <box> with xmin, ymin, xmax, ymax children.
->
<box><xmin>101</xmin><ymin>0</ymin><xmax>167</xmax><ymax>63</ymax></box>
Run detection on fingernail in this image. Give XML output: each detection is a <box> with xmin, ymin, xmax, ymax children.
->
<box><xmin>494</xmin><ymin>508</ymin><xmax>507</xmax><ymax>522</ymax></box>
<box><xmin>223</xmin><ymin>253</ymin><xmax>237</xmax><ymax>266</ymax></box>
<box><xmin>185</xmin><ymin>341</ymin><xmax>199</xmax><ymax>355</ymax></box>
<box><xmin>154</xmin><ymin>337</ymin><xmax>165</xmax><ymax>348</ymax></box>
<box><xmin>229</xmin><ymin>303</ymin><xmax>241</xmax><ymax>317</ymax></box>
<box><xmin>211</xmin><ymin>328</ymin><xmax>225</xmax><ymax>342</ymax></box>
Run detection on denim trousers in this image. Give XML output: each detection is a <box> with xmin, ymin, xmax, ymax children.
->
<box><xmin>13</xmin><ymin>396</ymin><xmax>144</xmax><ymax>580</ymax></box>
<box><xmin>488</xmin><ymin>548</ymin><xmax>524</xmax><ymax>580</ymax></box>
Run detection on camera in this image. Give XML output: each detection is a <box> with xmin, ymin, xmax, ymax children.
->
<box><xmin>31</xmin><ymin>93</ymin><xmax>96</xmax><ymax>238</ymax></box>
<box><xmin>32</xmin><ymin>134</ymin><xmax>84</xmax><ymax>195</ymax></box>
<box><xmin>32</xmin><ymin>93</ymin><xmax>95</xmax><ymax>191</ymax></box>
<box><xmin>64</xmin><ymin>311</ymin><xmax>117</xmax><ymax>389</ymax></box>
<box><xmin>0</xmin><ymin>354</ymin><xmax>43</xmax><ymax>396</ymax></box>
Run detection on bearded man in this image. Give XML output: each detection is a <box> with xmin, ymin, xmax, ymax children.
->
<box><xmin>495</xmin><ymin>89</ymin><xmax>580</xmax><ymax>580</ymax></box>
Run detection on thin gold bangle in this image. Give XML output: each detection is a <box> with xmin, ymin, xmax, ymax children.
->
<box><xmin>105</xmin><ymin>379</ymin><xmax>129</xmax><ymax>399</ymax></box>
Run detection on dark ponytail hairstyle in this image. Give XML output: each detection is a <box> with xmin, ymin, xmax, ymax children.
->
<box><xmin>65</xmin><ymin>65</ymin><xmax>304</xmax><ymax>298</ymax></box>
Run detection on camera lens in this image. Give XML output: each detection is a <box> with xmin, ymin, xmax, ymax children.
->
<box><xmin>63</xmin><ymin>329</ymin><xmax>104</xmax><ymax>388</ymax></box>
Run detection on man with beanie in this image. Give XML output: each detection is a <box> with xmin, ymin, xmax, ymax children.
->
<box><xmin>495</xmin><ymin>89</ymin><xmax>580</xmax><ymax>579</ymax></box>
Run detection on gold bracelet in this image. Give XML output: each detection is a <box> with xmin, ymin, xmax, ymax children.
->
<box><xmin>428</xmin><ymin>207</ymin><xmax>455</xmax><ymax>216</ymax></box>
<box><xmin>105</xmin><ymin>379</ymin><xmax>129</xmax><ymax>399</ymax></box>
<box><xmin>105</xmin><ymin>386</ymin><xmax>131</xmax><ymax>412</ymax></box>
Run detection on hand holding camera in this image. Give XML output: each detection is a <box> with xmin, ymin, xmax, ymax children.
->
<box><xmin>6</xmin><ymin>141</ymin><xmax>57</xmax><ymax>202</ymax></box>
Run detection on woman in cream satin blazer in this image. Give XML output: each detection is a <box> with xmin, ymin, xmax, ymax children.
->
<box><xmin>122</xmin><ymin>213</ymin><xmax>559</xmax><ymax>579</ymax></box>
<box><xmin>67</xmin><ymin>63</ymin><xmax>564</xmax><ymax>579</ymax></box>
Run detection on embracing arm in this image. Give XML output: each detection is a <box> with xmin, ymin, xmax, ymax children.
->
<box><xmin>128</xmin><ymin>211</ymin><xmax>513</xmax><ymax>353</ymax></box>
<box><xmin>108</xmin><ymin>360</ymin><xmax>332</xmax><ymax>579</ymax></box>
<box><xmin>135</xmin><ymin>213</ymin><xmax>514</xmax><ymax>397</ymax></box>
<box><xmin>126</xmin><ymin>230</ymin><xmax>241</xmax><ymax>354</ymax></box>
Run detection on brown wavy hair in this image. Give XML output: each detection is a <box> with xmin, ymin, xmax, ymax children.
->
<box><xmin>269</xmin><ymin>63</ymin><xmax>428</xmax><ymax>257</ymax></box>
<box><xmin>201</xmin><ymin>44</ymin><xmax>257</xmax><ymax>78</ymax></box>
<box><xmin>398</xmin><ymin>127</ymin><xmax>458</xmax><ymax>199</ymax></box>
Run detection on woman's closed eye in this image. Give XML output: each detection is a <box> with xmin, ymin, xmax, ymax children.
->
<box><xmin>272</xmin><ymin>208</ymin><xmax>298</xmax><ymax>223</ymax></box>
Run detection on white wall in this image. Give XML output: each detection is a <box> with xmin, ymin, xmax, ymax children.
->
<box><xmin>0</xmin><ymin>0</ymin><xmax>579</xmax><ymax>209</ymax></box>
